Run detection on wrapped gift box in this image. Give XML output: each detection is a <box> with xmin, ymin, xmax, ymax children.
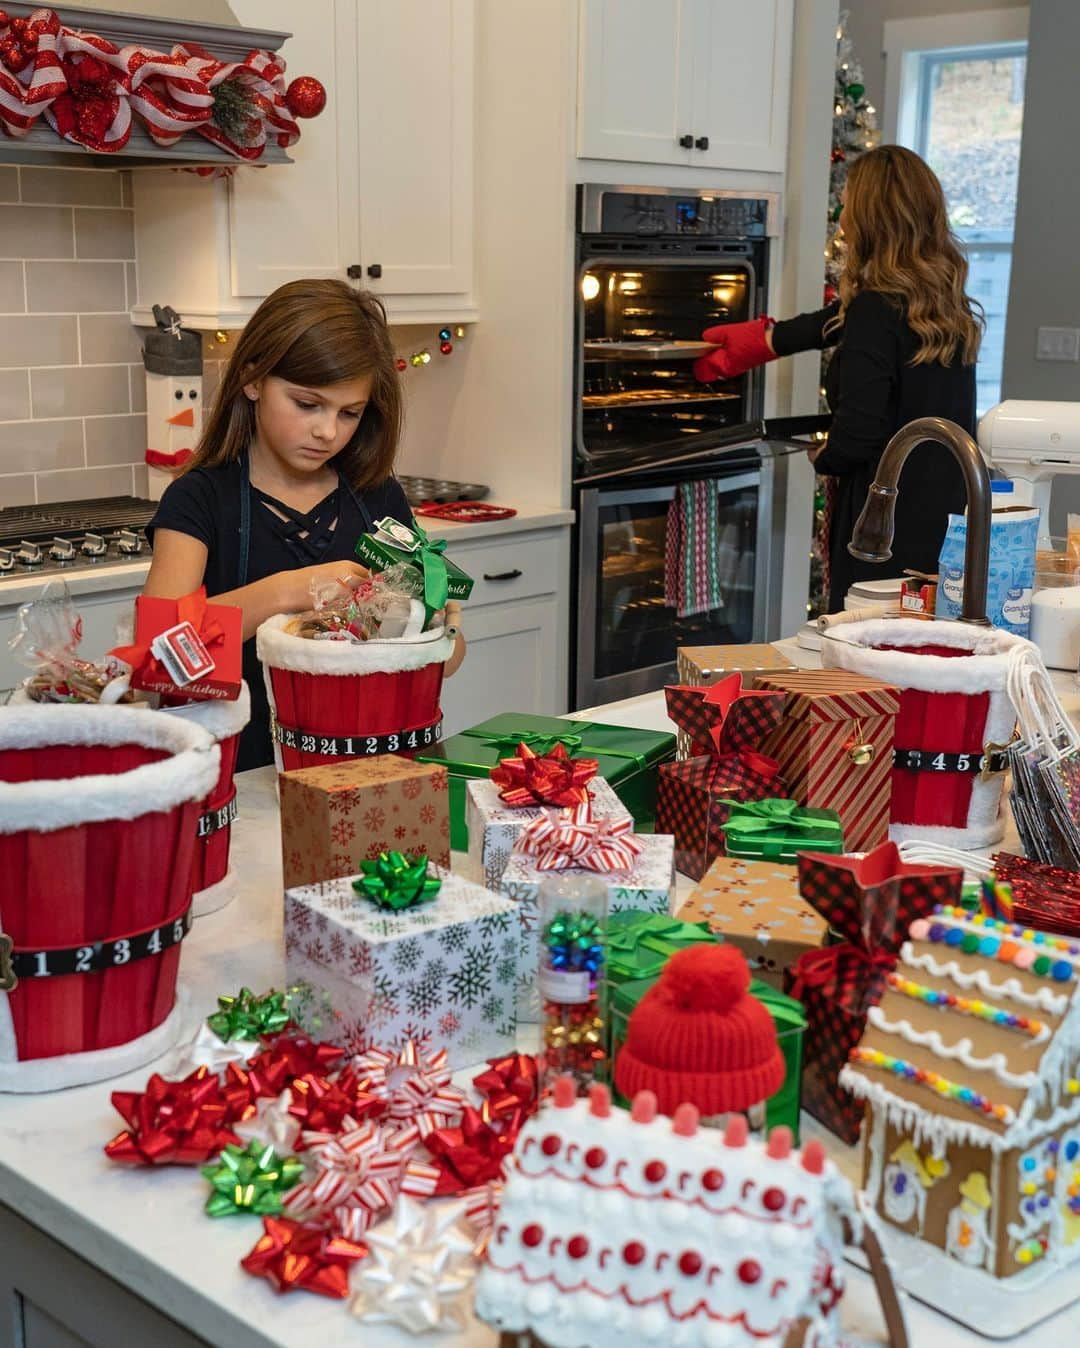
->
<box><xmin>354</xmin><ymin>516</ymin><xmax>474</xmax><ymax>623</ymax></box>
<box><xmin>466</xmin><ymin>775</ymin><xmax>631</xmax><ymax>889</ymax></box>
<box><xmin>112</xmin><ymin>589</ymin><xmax>242</xmax><ymax>701</ymax></box>
<box><xmin>284</xmin><ymin>863</ymin><xmax>517</xmax><ymax>1069</ymax></box>
<box><xmin>610</xmin><ymin>973</ymin><xmax>806</xmax><ymax>1140</ymax></box>
<box><xmin>674</xmin><ymin>855</ymin><xmax>827</xmax><ymax>989</ymax></box>
<box><xmin>606</xmin><ymin>910</ymin><xmax>715</xmax><ymax>989</ymax></box>
<box><xmin>675</xmin><ymin>644</ymin><xmax>798</xmax><ymax>759</ymax></box>
<box><xmin>497</xmin><ymin>832</ymin><xmax>676</xmax><ymax>1022</ymax></box>
<box><xmin>721</xmin><ymin>798</ymin><xmax>844</xmax><ymax>864</ymax></box>
<box><xmin>420</xmin><ymin>713</ymin><xmax>675</xmax><ymax>850</ymax></box>
<box><xmin>280</xmin><ymin>755</ymin><xmax>451</xmax><ymax>889</ymax></box>
<box><xmin>754</xmin><ymin>670</ymin><xmax>900</xmax><ymax>855</ymax></box>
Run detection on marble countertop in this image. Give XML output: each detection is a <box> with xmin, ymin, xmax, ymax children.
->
<box><xmin>0</xmin><ymin>763</ymin><xmax>1068</xmax><ymax>1347</ymax></box>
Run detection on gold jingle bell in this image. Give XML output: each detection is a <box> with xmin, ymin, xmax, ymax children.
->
<box><xmin>847</xmin><ymin>719</ymin><xmax>874</xmax><ymax>766</ymax></box>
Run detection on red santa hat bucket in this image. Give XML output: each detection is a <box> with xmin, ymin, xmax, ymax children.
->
<box><xmin>161</xmin><ymin>681</ymin><xmax>251</xmax><ymax>917</ymax></box>
<box><xmin>256</xmin><ymin>617</ymin><xmax>454</xmax><ymax>772</ymax></box>
<box><xmin>0</xmin><ymin>704</ymin><xmax>218</xmax><ymax>1092</ymax></box>
<box><xmin>821</xmin><ymin>618</ymin><xmax>1025</xmax><ymax>850</ymax></box>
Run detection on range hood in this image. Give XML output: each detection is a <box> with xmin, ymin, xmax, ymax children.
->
<box><xmin>0</xmin><ymin>2</ymin><xmax>294</xmax><ymax>169</ymax></box>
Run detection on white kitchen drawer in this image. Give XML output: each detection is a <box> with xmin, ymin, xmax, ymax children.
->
<box><xmin>449</xmin><ymin>530</ymin><xmax>564</xmax><ymax>608</ymax></box>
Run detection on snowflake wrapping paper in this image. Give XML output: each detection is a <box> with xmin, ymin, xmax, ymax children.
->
<box><xmin>498</xmin><ymin>833</ymin><xmax>676</xmax><ymax>1022</ymax></box>
<box><xmin>279</xmin><ymin>756</ymin><xmax>451</xmax><ymax>890</ymax></box>
<box><xmin>284</xmin><ymin>864</ymin><xmax>517</xmax><ymax>1070</ymax></box>
<box><xmin>674</xmin><ymin>855</ymin><xmax>827</xmax><ymax>991</ymax></box>
<box><xmin>465</xmin><ymin>776</ymin><xmax>631</xmax><ymax>890</ymax></box>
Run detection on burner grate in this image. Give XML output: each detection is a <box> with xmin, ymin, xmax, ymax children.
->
<box><xmin>0</xmin><ymin>496</ymin><xmax>156</xmax><ymax>547</ymax></box>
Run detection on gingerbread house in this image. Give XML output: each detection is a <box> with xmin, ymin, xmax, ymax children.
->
<box><xmin>841</xmin><ymin>902</ymin><xmax>1080</xmax><ymax>1279</ymax></box>
<box><xmin>476</xmin><ymin>1078</ymin><xmax>908</xmax><ymax>1348</ymax></box>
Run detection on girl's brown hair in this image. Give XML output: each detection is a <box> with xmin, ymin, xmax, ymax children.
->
<box><xmin>827</xmin><ymin>144</ymin><xmax>984</xmax><ymax>366</ymax></box>
<box><xmin>184</xmin><ymin>278</ymin><xmax>403</xmax><ymax>491</ymax></box>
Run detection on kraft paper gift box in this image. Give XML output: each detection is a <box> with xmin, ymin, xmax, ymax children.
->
<box><xmin>280</xmin><ymin>755</ymin><xmax>451</xmax><ymax>889</ymax></box>
<box><xmin>497</xmin><ymin>831</ymin><xmax>676</xmax><ymax>1022</ymax></box>
<box><xmin>675</xmin><ymin>644</ymin><xmax>798</xmax><ymax>758</ymax></box>
<box><xmin>753</xmin><ymin>670</ymin><xmax>900</xmax><ymax>855</ymax></box>
<box><xmin>418</xmin><ymin>713</ymin><xmax>675</xmax><ymax>850</ymax></box>
<box><xmin>609</xmin><ymin>973</ymin><xmax>807</xmax><ymax>1140</ymax></box>
<box><xmin>674</xmin><ymin>855</ymin><xmax>827</xmax><ymax>990</ymax></box>
<box><xmin>721</xmin><ymin>797</ymin><xmax>845</xmax><ymax>864</ymax></box>
<box><xmin>284</xmin><ymin>863</ymin><xmax>517</xmax><ymax>1070</ymax></box>
<box><xmin>466</xmin><ymin>774</ymin><xmax>631</xmax><ymax>890</ymax></box>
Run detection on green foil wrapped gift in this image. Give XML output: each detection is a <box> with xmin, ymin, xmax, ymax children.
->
<box><xmin>418</xmin><ymin>712</ymin><xmax>675</xmax><ymax>850</ymax></box>
<box><xmin>355</xmin><ymin>516</ymin><xmax>474</xmax><ymax>622</ymax></box>
<box><xmin>606</xmin><ymin>910</ymin><xmax>715</xmax><ymax>987</ymax></box>
<box><xmin>610</xmin><ymin>972</ymin><xmax>807</xmax><ymax>1141</ymax></box>
<box><xmin>721</xmin><ymin>797</ymin><xmax>844</xmax><ymax>864</ymax></box>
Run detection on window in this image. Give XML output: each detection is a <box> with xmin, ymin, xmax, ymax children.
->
<box><xmin>895</xmin><ymin>40</ymin><xmax>1027</xmax><ymax>418</ymax></box>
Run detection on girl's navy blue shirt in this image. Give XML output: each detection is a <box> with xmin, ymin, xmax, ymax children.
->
<box><xmin>148</xmin><ymin>460</ymin><xmax>412</xmax><ymax>770</ymax></box>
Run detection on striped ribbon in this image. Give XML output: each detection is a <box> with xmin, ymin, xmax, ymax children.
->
<box><xmin>348</xmin><ymin>1041</ymin><xmax>467</xmax><ymax>1140</ymax></box>
<box><xmin>126</xmin><ymin>47</ymin><xmax>214</xmax><ymax>145</ymax></box>
<box><xmin>46</xmin><ymin>29</ymin><xmax>134</xmax><ymax>153</ymax></box>
<box><xmin>175</xmin><ymin>42</ymin><xmax>299</xmax><ymax>159</ymax></box>
<box><xmin>0</xmin><ymin>10</ymin><xmax>66</xmax><ymax>136</ymax></box>
<box><xmin>513</xmin><ymin>801</ymin><xmax>643</xmax><ymax>873</ymax></box>
<box><xmin>283</xmin><ymin>1120</ymin><xmax>404</xmax><ymax>1233</ymax></box>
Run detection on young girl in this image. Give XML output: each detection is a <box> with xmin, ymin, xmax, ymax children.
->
<box><xmin>695</xmin><ymin>144</ymin><xmax>984</xmax><ymax>612</ymax></box>
<box><xmin>145</xmin><ymin>278</ymin><xmax>465</xmax><ymax>770</ymax></box>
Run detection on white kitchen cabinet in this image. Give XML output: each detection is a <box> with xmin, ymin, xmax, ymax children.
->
<box><xmin>132</xmin><ymin>0</ymin><xmax>475</xmax><ymax>329</ymax></box>
<box><xmin>577</xmin><ymin>0</ymin><xmax>794</xmax><ymax>174</ymax></box>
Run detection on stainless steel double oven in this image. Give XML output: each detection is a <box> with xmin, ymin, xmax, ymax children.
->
<box><xmin>571</xmin><ymin>184</ymin><xmax>825</xmax><ymax>709</ymax></box>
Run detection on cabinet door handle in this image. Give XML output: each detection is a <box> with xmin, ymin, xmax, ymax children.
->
<box><xmin>346</xmin><ymin>264</ymin><xmax>362</xmax><ymax>279</ymax></box>
<box><xmin>482</xmin><ymin>568</ymin><xmax>523</xmax><ymax>582</ymax></box>
<box><xmin>695</xmin><ymin>135</ymin><xmax>710</xmax><ymax>151</ymax></box>
<box><xmin>367</xmin><ymin>263</ymin><xmax>383</xmax><ymax>279</ymax></box>
<box><xmin>678</xmin><ymin>134</ymin><xmax>694</xmax><ymax>149</ymax></box>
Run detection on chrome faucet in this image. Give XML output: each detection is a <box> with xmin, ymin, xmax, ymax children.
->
<box><xmin>848</xmin><ymin>415</ymin><xmax>991</xmax><ymax>626</ymax></box>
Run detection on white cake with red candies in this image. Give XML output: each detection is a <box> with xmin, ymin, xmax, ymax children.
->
<box><xmin>476</xmin><ymin>1079</ymin><xmax>859</xmax><ymax>1347</ymax></box>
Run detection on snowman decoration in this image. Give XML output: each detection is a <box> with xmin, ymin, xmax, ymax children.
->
<box><xmin>883</xmin><ymin>1139</ymin><xmax>949</xmax><ymax>1235</ymax></box>
<box><xmin>946</xmin><ymin>1172</ymin><xmax>994</xmax><ymax>1270</ymax></box>
<box><xmin>143</xmin><ymin>304</ymin><xmax>203</xmax><ymax>502</ymax></box>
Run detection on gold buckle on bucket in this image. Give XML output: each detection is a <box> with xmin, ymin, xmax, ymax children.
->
<box><xmin>0</xmin><ymin>932</ymin><xmax>16</xmax><ymax>992</ymax></box>
<box><xmin>981</xmin><ymin>732</ymin><xmax>1020</xmax><ymax>782</ymax></box>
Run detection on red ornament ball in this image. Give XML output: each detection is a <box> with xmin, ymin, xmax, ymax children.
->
<box><xmin>830</xmin><ymin>147</ymin><xmax>846</xmax><ymax>164</ymax></box>
<box><xmin>439</xmin><ymin>340</ymin><xmax>453</xmax><ymax>355</ymax></box>
<box><xmin>824</xmin><ymin>283</ymin><xmax>839</xmax><ymax>305</ymax></box>
<box><xmin>285</xmin><ymin>76</ymin><xmax>326</xmax><ymax>119</ymax></box>
<box><xmin>395</xmin><ymin>358</ymin><xmax>407</xmax><ymax>372</ymax></box>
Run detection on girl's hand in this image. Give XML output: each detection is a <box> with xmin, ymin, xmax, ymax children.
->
<box><xmin>276</xmin><ymin>560</ymin><xmax>370</xmax><ymax>613</ymax></box>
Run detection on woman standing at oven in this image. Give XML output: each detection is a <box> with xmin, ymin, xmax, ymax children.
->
<box><xmin>694</xmin><ymin>144</ymin><xmax>983</xmax><ymax>613</ymax></box>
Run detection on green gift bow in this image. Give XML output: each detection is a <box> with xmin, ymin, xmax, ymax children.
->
<box><xmin>352</xmin><ymin>852</ymin><xmax>442</xmax><ymax>911</ymax></box>
<box><xmin>201</xmin><ymin>1141</ymin><xmax>304</xmax><ymax>1218</ymax></box>
<box><xmin>607</xmin><ymin>913</ymin><xmax>714</xmax><ymax>979</ymax></box>
<box><xmin>374</xmin><ymin>517</ymin><xmax>450</xmax><ymax>613</ymax></box>
<box><xmin>482</xmin><ymin>731</ymin><xmax>584</xmax><ymax>757</ymax></box>
<box><xmin>206</xmin><ymin>987</ymin><xmax>290</xmax><ymax>1043</ymax></box>
<box><xmin>720</xmin><ymin>798</ymin><xmax>842</xmax><ymax>841</ymax></box>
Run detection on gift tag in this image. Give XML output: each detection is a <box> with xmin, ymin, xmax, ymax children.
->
<box><xmin>150</xmin><ymin>619</ymin><xmax>216</xmax><ymax>687</ymax></box>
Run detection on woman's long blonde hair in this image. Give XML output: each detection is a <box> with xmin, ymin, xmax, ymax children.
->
<box><xmin>828</xmin><ymin>144</ymin><xmax>983</xmax><ymax>366</ymax></box>
<box><xmin>183</xmin><ymin>279</ymin><xmax>403</xmax><ymax>492</ymax></box>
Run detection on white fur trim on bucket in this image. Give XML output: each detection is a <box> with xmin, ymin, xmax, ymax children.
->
<box><xmin>821</xmin><ymin>618</ymin><xmax>1030</xmax><ymax>693</ymax></box>
<box><xmin>162</xmin><ymin>679</ymin><xmax>251</xmax><ymax>741</ymax></box>
<box><xmin>256</xmin><ymin>613</ymin><xmax>454</xmax><ymax>676</ymax></box>
<box><xmin>0</xmin><ymin>704</ymin><xmax>219</xmax><ymax>833</ymax></box>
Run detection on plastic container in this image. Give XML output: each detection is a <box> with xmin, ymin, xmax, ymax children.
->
<box><xmin>537</xmin><ymin>875</ymin><xmax>609</xmax><ymax>1095</ymax></box>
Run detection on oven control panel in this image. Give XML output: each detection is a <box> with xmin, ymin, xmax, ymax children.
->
<box><xmin>596</xmin><ymin>192</ymin><xmax>770</xmax><ymax>238</ymax></box>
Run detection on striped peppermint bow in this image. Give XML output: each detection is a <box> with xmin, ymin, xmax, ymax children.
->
<box><xmin>347</xmin><ymin>1041</ymin><xmax>467</xmax><ymax>1140</ymax></box>
<box><xmin>514</xmin><ymin>801</ymin><xmax>643</xmax><ymax>873</ymax></box>
<box><xmin>0</xmin><ymin>9</ymin><xmax>66</xmax><ymax>136</ymax></box>
<box><xmin>283</xmin><ymin>1118</ymin><xmax>405</xmax><ymax>1236</ymax></box>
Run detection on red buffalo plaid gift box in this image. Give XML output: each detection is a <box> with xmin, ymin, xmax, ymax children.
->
<box><xmin>112</xmin><ymin>588</ymin><xmax>242</xmax><ymax>702</ymax></box>
<box><xmin>786</xmin><ymin>842</ymin><xmax>962</xmax><ymax>1142</ymax></box>
<box><xmin>657</xmin><ymin>673</ymin><xmax>787</xmax><ymax>880</ymax></box>
<box><xmin>754</xmin><ymin>670</ymin><xmax>900</xmax><ymax>855</ymax></box>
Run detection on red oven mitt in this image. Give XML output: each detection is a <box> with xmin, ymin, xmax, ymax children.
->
<box><xmin>693</xmin><ymin>315</ymin><xmax>777</xmax><ymax>382</ymax></box>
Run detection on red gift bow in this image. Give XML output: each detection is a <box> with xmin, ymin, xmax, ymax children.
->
<box><xmin>287</xmin><ymin>1073</ymin><xmax>362</xmax><ymax>1140</ymax></box>
<box><xmin>513</xmin><ymin>801</ymin><xmax>643</xmax><ymax>873</ymax></box>
<box><xmin>246</xmin><ymin>1033</ymin><xmax>344</xmax><ymax>1088</ymax></box>
<box><xmin>111</xmin><ymin>586</ymin><xmax>228</xmax><ymax>688</ymax></box>
<box><xmin>48</xmin><ymin>29</ymin><xmax>133</xmax><ymax>152</ymax></box>
<box><xmin>401</xmin><ymin>1106</ymin><xmax>524</xmax><ymax>1199</ymax></box>
<box><xmin>788</xmin><ymin>943</ymin><xmax>897</xmax><ymax>1005</ymax></box>
<box><xmin>472</xmin><ymin>1053</ymin><xmax>540</xmax><ymax>1123</ymax></box>
<box><xmin>241</xmin><ymin>1216</ymin><xmax>368</xmax><ymax>1299</ymax></box>
<box><xmin>105</xmin><ymin>1067</ymin><xmax>240</xmax><ymax>1166</ymax></box>
<box><xmin>490</xmin><ymin>741</ymin><xmax>599</xmax><ymax>809</ymax></box>
<box><xmin>0</xmin><ymin>9</ymin><xmax>66</xmax><ymax>136</ymax></box>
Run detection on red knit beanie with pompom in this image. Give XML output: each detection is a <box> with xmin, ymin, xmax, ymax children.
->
<box><xmin>613</xmin><ymin>943</ymin><xmax>784</xmax><ymax>1116</ymax></box>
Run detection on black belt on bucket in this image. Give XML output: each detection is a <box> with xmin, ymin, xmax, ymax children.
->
<box><xmin>271</xmin><ymin>716</ymin><xmax>443</xmax><ymax>758</ymax></box>
<box><xmin>893</xmin><ymin>747</ymin><xmax>1010</xmax><ymax>776</ymax></box>
<box><xmin>198</xmin><ymin>790</ymin><xmax>238</xmax><ymax>839</ymax></box>
<box><xmin>0</xmin><ymin>906</ymin><xmax>193</xmax><ymax>991</ymax></box>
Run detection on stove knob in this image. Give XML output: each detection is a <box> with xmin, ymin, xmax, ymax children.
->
<box><xmin>16</xmin><ymin>540</ymin><xmax>42</xmax><ymax>567</ymax></box>
<box><xmin>81</xmin><ymin>532</ymin><xmax>107</xmax><ymax>558</ymax></box>
<box><xmin>116</xmin><ymin>529</ymin><xmax>142</xmax><ymax>556</ymax></box>
<box><xmin>49</xmin><ymin>536</ymin><xmax>76</xmax><ymax>563</ymax></box>
<box><xmin>0</xmin><ymin>546</ymin><xmax>14</xmax><ymax>572</ymax></box>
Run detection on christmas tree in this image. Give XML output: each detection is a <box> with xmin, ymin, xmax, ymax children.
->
<box><xmin>810</xmin><ymin>11</ymin><xmax>881</xmax><ymax>616</ymax></box>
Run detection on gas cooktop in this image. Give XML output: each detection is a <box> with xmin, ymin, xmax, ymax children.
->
<box><xmin>0</xmin><ymin>496</ymin><xmax>155</xmax><ymax>580</ymax></box>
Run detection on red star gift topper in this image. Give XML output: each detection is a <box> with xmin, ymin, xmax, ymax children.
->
<box><xmin>665</xmin><ymin>673</ymin><xmax>787</xmax><ymax>758</ymax></box>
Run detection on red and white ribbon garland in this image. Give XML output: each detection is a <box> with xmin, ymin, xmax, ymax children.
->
<box><xmin>125</xmin><ymin>47</ymin><xmax>213</xmax><ymax>146</ymax></box>
<box><xmin>46</xmin><ymin>27</ymin><xmax>132</xmax><ymax>152</ymax></box>
<box><xmin>174</xmin><ymin>42</ymin><xmax>298</xmax><ymax>159</ymax></box>
<box><xmin>0</xmin><ymin>9</ymin><xmax>65</xmax><ymax>136</ymax></box>
<box><xmin>513</xmin><ymin>801</ymin><xmax>644</xmax><ymax>873</ymax></box>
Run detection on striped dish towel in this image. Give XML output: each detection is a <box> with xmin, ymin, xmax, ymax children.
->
<box><xmin>664</xmin><ymin>479</ymin><xmax>725</xmax><ymax>618</ymax></box>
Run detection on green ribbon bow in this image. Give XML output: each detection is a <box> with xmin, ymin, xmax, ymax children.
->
<box><xmin>482</xmin><ymin>731</ymin><xmax>584</xmax><ymax>757</ymax></box>
<box><xmin>720</xmin><ymin>798</ymin><xmax>841</xmax><ymax>841</ymax></box>
<box><xmin>409</xmin><ymin>518</ymin><xmax>450</xmax><ymax>614</ymax></box>
<box><xmin>606</xmin><ymin>913</ymin><xmax>714</xmax><ymax>980</ymax></box>
<box><xmin>206</xmin><ymin>987</ymin><xmax>290</xmax><ymax>1043</ymax></box>
<box><xmin>201</xmin><ymin>1141</ymin><xmax>304</xmax><ymax>1218</ymax></box>
<box><xmin>352</xmin><ymin>852</ymin><xmax>442</xmax><ymax>911</ymax></box>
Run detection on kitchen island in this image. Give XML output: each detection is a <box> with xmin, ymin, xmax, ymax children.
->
<box><xmin>1</xmin><ymin>687</ymin><xmax>1078</xmax><ymax>1347</ymax></box>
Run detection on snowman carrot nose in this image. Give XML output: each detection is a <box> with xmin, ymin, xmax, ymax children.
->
<box><xmin>167</xmin><ymin>407</ymin><xmax>195</xmax><ymax>427</ymax></box>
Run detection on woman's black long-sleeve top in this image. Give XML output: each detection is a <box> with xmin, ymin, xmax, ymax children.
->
<box><xmin>772</xmin><ymin>292</ymin><xmax>975</xmax><ymax>612</ymax></box>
